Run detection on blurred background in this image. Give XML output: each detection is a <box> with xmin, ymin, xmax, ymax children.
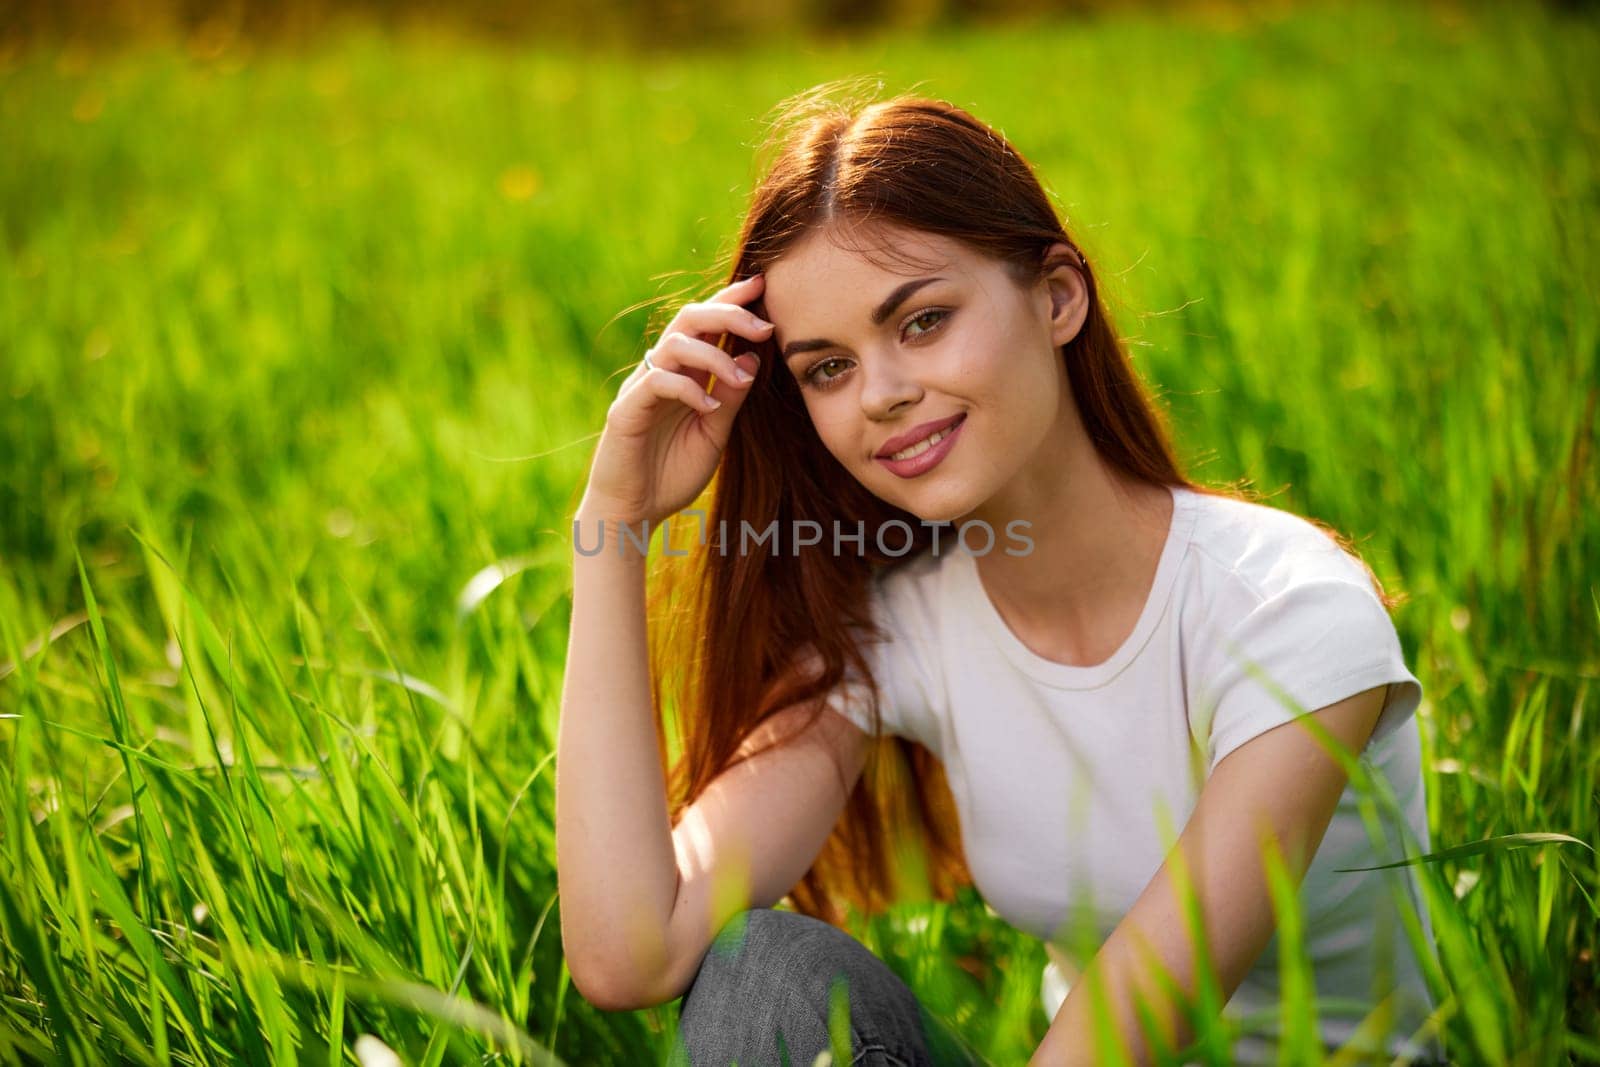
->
<box><xmin>1</xmin><ymin>1</ymin><xmax>1596</xmax><ymax>1063</ymax></box>
<box><xmin>9</xmin><ymin>0</ymin><xmax>1410</xmax><ymax>51</ymax></box>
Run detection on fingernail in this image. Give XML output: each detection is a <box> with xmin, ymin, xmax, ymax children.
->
<box><xmin>704</xmin><ymin>394</ymin><xmax>723</xmax><ymax>409</ymax></box>
<box><xmin>734</xmin><ymin>366</ymin><xmax>754</xmax><ymax>384</ymax></box>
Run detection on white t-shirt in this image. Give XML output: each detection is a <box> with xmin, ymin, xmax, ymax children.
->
<box><xmin>826</xmin><ymin>484</ymin><xmax>1439</xmax><ymax>1062</ymax></box>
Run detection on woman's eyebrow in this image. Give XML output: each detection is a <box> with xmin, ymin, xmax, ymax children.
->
<box><xmin>780</xmin><ymin>276</ymin><xmax>947</xmax><ymax>360</ymax></box>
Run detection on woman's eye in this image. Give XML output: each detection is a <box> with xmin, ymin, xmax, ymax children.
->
<box><xmin>806</xmin><ymin>358</ymin><xmax>850</xmax><ymax>389</ymax></box>
<box><xmin>804</xmin><ymin>310</ymin><xmax>949</xmax><ymax>391</ymax></box>
<box><xmin>902</xmin><ymin>308</ymin><xmax>948</xmax><ymax>340</ymax></box>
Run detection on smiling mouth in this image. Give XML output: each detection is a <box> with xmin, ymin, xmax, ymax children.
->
<box><xmin>886</xmin><ymin>421</ymin><xmax>961</xmax><ymax>461</ymax></box>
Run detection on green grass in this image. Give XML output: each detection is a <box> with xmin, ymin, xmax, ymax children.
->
<box><xmin>1</xmin><ymin>1</ymin><xmax>1597</xmax><ymax>1062</ymax></box>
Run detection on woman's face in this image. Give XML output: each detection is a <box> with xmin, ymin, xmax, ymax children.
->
<box><xmin>761</xmin><ymin>222</ymin><xmax>1089</xmax><ymax>524</ymax></box>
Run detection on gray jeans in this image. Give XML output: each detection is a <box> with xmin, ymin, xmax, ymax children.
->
<box><xmin>667</xmin><ymin>907</ymin><xmax>993</xmax><ymax>1067</ymax></box>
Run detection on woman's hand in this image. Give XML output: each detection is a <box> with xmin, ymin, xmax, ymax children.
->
<box><xmin>580</xmin><ymin>273</ymin><xmax>770</xmax><ymax>529</ymax></box>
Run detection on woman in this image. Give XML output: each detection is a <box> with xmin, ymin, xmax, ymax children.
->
<box><xmin>556</xmin><ymin>82</ymin><xmax>1443</xmax><ymax>1065</ymax></box>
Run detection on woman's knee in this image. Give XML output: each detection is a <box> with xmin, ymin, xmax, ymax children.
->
<box><xmin>675</xmin><ymin>907</ymin><xmax>935</xmax><ymax>1061</ymax></box>
<box><xmin>687</xmin><ymin>907</ymin><xmax>857</xmax><ymax>1002</ymax></box>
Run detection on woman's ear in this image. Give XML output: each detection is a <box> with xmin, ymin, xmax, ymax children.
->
<box><xmin>1040</xmin><ymin>242</ymin><xmax>1090</xmax><ymax>347</ymax></box>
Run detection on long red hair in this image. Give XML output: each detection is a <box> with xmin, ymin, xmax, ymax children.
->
<box><xmin>635</xmin><ymin>81</ymin><xmax>1397</xmax><ymax>929</ymax></box>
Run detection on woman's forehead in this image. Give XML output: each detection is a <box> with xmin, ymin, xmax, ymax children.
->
<box><xmin>779</xmin><ymin>221</ymin><xmax>962</xmax><ymax>277</ymax></box>
<box><xmin>763</xmin><ymin>226</ymin><xmax>981</xmax><ymax>317</ymax></box>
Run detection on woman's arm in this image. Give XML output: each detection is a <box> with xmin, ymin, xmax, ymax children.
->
<box><xmin>1027</xmin><ymin>684</ymin><xmax>1391</xmax><ymax>1066</ymax></box>
<box><xmin>554</xmin><ymin>275</ymin><xmax>768</xmax><ymax>1010</ymax></box>
<box><xmin>556</xmin><ymin>505</ymin><xmax>871</xmax><ymax>1013</ymax></box>
<box><xmin>555</xmin><ymin>511</ymin><xmax>681</xmax><ymax>1011</ymax></box>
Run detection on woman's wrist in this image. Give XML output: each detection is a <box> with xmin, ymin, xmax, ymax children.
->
<box><xmin>573</xmin><ymin>500</ymin><xmax>656</xmax><ymax>564</ymax></box>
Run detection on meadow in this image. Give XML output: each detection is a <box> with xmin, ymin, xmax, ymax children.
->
<box><xmin>1</xmin><ymin>1</ymin><xmax>1597</xmax><ymax>1062</ymax></box>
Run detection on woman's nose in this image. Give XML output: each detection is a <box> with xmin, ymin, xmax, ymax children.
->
<box><xmin>859</xmin><ymin>353</ymin><xmax>922</xmax><ymax>420</ymax></box>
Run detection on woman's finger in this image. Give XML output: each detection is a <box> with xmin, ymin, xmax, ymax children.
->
<box><xmin>709</xmin><ymin>272</ymin><xmax>765</xmax><ymax>304</ymax></box>
<box><xmin>694</xmin><ymin>353</ymin><xmax>762</xmax><ymax>447</ymax></box>
<box><xmin>609</xmin><ymin>352</ymin><xmax>722</xmax><ymax>433</ymax></box>
<box><xmin>665</xmin><ymin>299</ymin><xmax>774</xmax><ymax>348</ymax></box>
<box><xmin>632</xmin><ymin>363</ymin><xmax>725</xmax><ymax>414</ymax></box>
<box><xmin>643</xmin><ymin>332</ymin><xmax>756</xmax><ymax>389</ymax></box>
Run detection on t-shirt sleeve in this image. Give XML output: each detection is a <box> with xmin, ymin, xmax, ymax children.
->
<box><xmin>1190</xmin><ymin>576</ymin><xmax>1423</xmax><ymax>772</ymax></box>
<box><xmin>822</xmin><ymin>575</ymin><xmax>943</xmax><ymax>751</ymax></box>
<box><xmin>822</xmin><ymin>642</ymin><xmax>893</xmax><ymax>737</ymax></box>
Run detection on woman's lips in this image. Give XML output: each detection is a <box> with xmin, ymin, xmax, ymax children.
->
<box><xmin>875</xmin><ymin>413</ymin><xmax>966</xmax><ymax>479</ymax></box>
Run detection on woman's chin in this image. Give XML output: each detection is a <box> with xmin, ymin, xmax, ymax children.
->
<box><xmin>886</xmin><ymin>486</ymin><xmax>984</xmax><ymax>528</ymax></box>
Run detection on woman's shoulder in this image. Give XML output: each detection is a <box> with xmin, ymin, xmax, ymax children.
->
<box><xmin>1180</xmin><ymin>487</ymin><xmax>1380</xmax><ymax>606</ymax></box>
<box><xmin>1174</xmin><ymin>487</ymin><xmax>1422</xmax><ymax>765</ymax></box>
<box><xmin>860</xmin><ymin>547</ymin><xmax>962</xmax><ymax>659</ymax></box>
<box><xmin>869</xmin><ymin>545</ymin><xmax>956</xmax><ymax>611</ymax></box>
